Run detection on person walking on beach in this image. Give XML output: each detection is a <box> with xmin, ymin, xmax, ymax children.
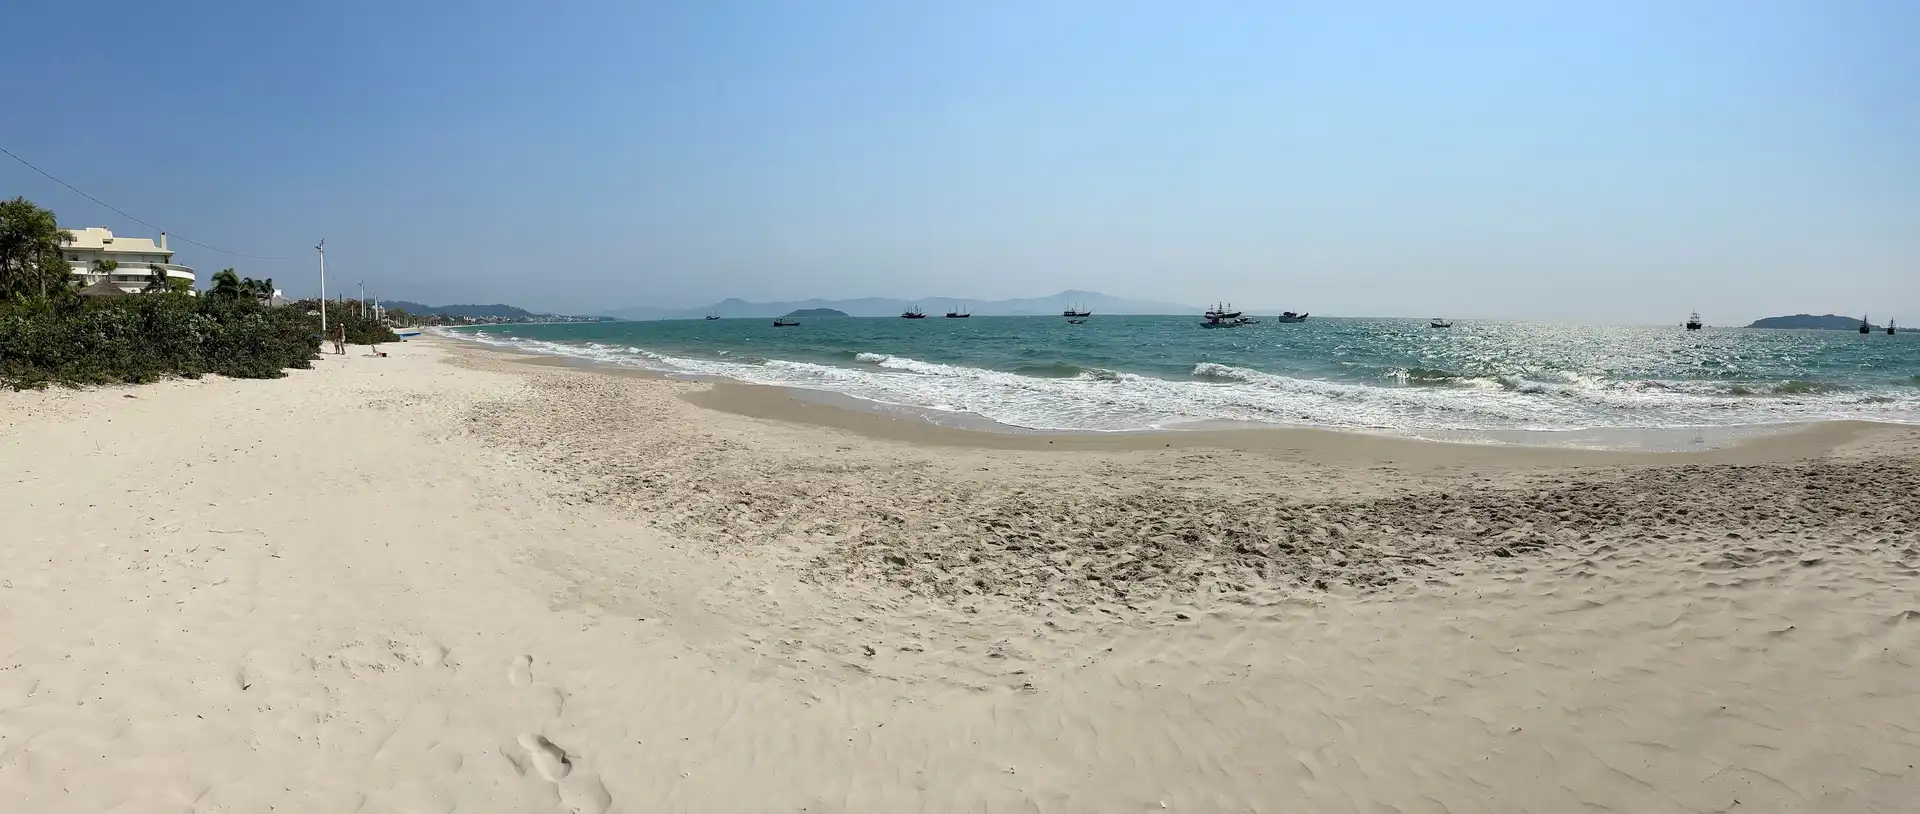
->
<box><xmin>335</xmin><ymin>324</ymin><xmax>347</xmax><ymax>356</ymax></box>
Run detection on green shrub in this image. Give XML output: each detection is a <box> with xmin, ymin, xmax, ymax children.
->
<box><xmin>0</xmin><ymin>295</ymin><xmax>320</xmax><ymax>389</ymax></box>
<box><xmin>1</xmin><ymin>194</ymin><xmax>346</xmax><ymax>389</ymax></box>
<box><xmin>290</xmin><ymin>299</ymin><xmax>400</xmax><ymax>345</ymax></box>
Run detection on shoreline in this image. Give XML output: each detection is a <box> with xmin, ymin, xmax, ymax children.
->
<box><xmin>441</xmin><ymin>334</ymin><xmax>1892</xmax><ymax>463</ymax></box>
<box><xmin>434</xmin><ymin>333</ymin><xmax>1920</xmax><ymax>607</ymax></box>
<box><xmin>435</xmin><ymin>322</ymin><xmax>1920</xmax><ymax>451</ymax></box>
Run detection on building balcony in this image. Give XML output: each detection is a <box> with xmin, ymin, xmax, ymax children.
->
<box><xmin>71</xmin><ymin>262</ymin><xmax>198</xmax><ymax>294</ymax></box>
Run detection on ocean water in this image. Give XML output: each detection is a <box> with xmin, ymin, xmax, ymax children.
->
<box><xmin>451</xmin><ymin>317</ymin><xmax>1920</xmax><ymax>438</ymax></box>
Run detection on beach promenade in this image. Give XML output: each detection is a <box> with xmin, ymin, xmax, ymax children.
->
<box><xmin>2</xmin><ymin>337</ymin><xmax>1915</xmax><ymax>812</ymax></box>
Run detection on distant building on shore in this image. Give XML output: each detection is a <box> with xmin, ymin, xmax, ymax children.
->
<box><xmin>60</xmin><ymin>227</ymin><xmax>197</xmax><ymax>294</ymax></box>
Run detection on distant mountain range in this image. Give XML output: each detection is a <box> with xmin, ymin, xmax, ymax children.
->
<box><xmin>382</xmin><ymin>301</ymin><xmax>539</xmax><ymax>319</ymax></box>
<box><xmin>1747</xmin><ymin>314</ymin><xmax>1879</xmax><ymax>330</ymax></box>
<box><xmin>603</xmin><ymin>290</ymin><xmax>1198</xmax><ymax>320</ymax></box>
<box><xmin>782</xmin><ymin>308</ymin><xmax>849</xmax><ymax>318</ymax></box>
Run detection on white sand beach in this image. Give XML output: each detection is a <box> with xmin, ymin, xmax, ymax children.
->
<box><xmin>3</xmin><ymin>337</ymin><xmax>1916</xmax><ymax>813</ymax></box>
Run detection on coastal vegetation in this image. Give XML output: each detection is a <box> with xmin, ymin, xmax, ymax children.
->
<box><xmin>781</xmin><ymin>308</ymin><xmax>849</xmax><ymax>318</ymax></box>
<box><xmin>291</xmin><ymin>298</ymin><xmax>399</xmax><ymax>345</ymax></box>
<box><xmin>0</xmin><ymin>291</ymin><xmax>319</xmax><ymax>389</ymax></box>
<box><xmin>0</xmin><ymin>195</ymin><xmax>329</xmax><ymax>389</ymax></box>
<box><xmin>207</xmin><ymin>267</ymin><xmax>281</xmax><ymax>303</ymax></box>
<box><xmin>0</xmin><ymin>196</ymin><xmax>73</xmax><ymax>301</ymax></box>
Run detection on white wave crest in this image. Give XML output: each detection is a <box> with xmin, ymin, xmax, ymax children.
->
<box><xmin>443</xmin><ymin>330</ymin><xmax>1920</xmax><ymax>434</ymax></box>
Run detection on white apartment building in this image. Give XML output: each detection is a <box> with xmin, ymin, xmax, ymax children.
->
<box><xmin>61</xmin><ymin>226</ymin><xmax>196</xmax><ymax>293</ymax></box>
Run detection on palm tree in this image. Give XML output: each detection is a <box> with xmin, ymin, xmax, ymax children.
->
<box><xmin>209</xmin><ymin>268</ymin><xmax>243</xmax><ymax>299</ymax></box>
<box><xmin>237</xmin><ymin>276</ymin><xmax>275</xmax><ymax>303</ymax></box>
<box><xmin>146</xmin><ymin>263</ymin><xmax>170</xmax><ymax>293</ymax></box>
<box><xmin>91</xmin><ymin>258</ymin><xmax>118</xmax><ymax>285</ymax></box>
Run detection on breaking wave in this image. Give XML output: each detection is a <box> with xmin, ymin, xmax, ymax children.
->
<box><xmin>447</xmin><ymin>331</ymin><xmax>1920</xmax><ymax>434</ymax></box>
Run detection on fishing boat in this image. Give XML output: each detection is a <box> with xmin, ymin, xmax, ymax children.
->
<box><xmin>1200</xmin><ymin>302</ymin><xmax>1256</xmax><ymax>328</ymax></box>
<box><xmin>1891</xmin><ymin>320</ymin><xmax>1899</xmax><ymax>335</ymax></box>
<box><xmin>705</xmin><ymin>313</ymin><xmax>720</xmax><ymax>320</ymax></box>
<box><xmin>901</xmin><ymin>305</ymin><xmax>927</xmax><ymax>319</ymax></box>
<box><xmin>772</xmin><ymin>319</ymin><xmax>799</xmax><ymax>327</ymax></box>
<box><xmin>1061</xmin><ymin>303</ymin><xmax>1092</xmax><ymax>318</ymax></box>
<box><xmin>1685</xmin><ymin>312</ymin><xmax>1703</xmax><ymax>331</ymax></box>
<box><xmin>945</xmin><ymin>302</ymin><xmax>970</xmax><ymax>318</ymax></box>
<box><xmin>1204</xmin><ymin>302</ymin><xmax>1243</xmax><ymax>320</ymax></box>
<box><xmin>1859</xmin><ymin>314</ymin><xmax>1871</xmax><ymax>334</ymax></box>
<box><xmin>1274</xmin><ymin>311</ymin><xmax>1309</xmax><ymax>323</ymax></box>
<box><xmin>1429</xmin><ymin>318</ymin><xmax>1453</xmax><ymax>328</ymax></box>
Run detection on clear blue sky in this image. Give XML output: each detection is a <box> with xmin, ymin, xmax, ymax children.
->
<box><xmin>3</xmin><ymin>1</ymin><xmax>1914</xmax><ymax>322</ymax></box>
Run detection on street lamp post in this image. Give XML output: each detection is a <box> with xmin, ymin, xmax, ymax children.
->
<box><xmin>316</xmin><ymin>240</ymin><xmax>328</xmax><ymax>337</ymax></box>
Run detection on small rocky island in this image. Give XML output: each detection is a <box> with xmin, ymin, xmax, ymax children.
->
<box><xmin>1747</xmin><ymin>314</ymin><xmax>1875</xmax><ymax>330</ymax></box>
<box><xmin>782</xmin><ymin>308</ymin><xmax>849</xmax><ymax>318</ymax></box>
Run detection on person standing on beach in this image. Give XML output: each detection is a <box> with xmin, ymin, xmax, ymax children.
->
<box><xmin>335</xmin><ymin>324</ymin><xmax>347</xmax><ymax>356</ymax></box>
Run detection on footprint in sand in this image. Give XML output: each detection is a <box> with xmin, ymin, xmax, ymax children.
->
<box><xmin>509</xmin><ymin>654</ymin><xmax>566</xmax><ymax>716</ymax></box>
<box><xmin>504</xmin><ymin>655</ymin><xmax>613</xmax><ymax>814</ymax></box>
<box><xmin>517</xmin><ymin>733</ymin><xmax>572</xmax><ymax>781</ymax></box>
<box><xmin>560</xmin><ymin>774</ymin><xmax>615</xmax><ymax>814</ymax></box>
<box><xmin>514</xmin><ymin>732</ymin><xmax>613</xmax><ymax>813</ymax></box>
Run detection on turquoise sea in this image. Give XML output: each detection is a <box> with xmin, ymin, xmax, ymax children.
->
<box><xmin>454</xmin><ymin>317</ymin><xmax>1920</xmax><ymax>437</ymax></box>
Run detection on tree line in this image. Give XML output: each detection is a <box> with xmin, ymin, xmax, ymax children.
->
<box><xmin>1</xmin><ymin>195</ymin><xmax>392</xmax><ymax>388</ymax></box>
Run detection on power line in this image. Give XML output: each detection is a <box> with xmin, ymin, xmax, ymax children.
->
<box><xmin>0</xmin><ymin>143</ymin><xmax>301</xmax><ymax>261</ymax></box>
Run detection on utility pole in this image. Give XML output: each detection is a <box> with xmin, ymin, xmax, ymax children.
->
<box><xmin>316</xmin><ymin>240</ymin><xmax>328</xmax><ymax>337</ymax></box>
<box><xmin>358</xmin><ymin>281</ymin><xmax>366</xmax><ymax>318</ymax></box>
